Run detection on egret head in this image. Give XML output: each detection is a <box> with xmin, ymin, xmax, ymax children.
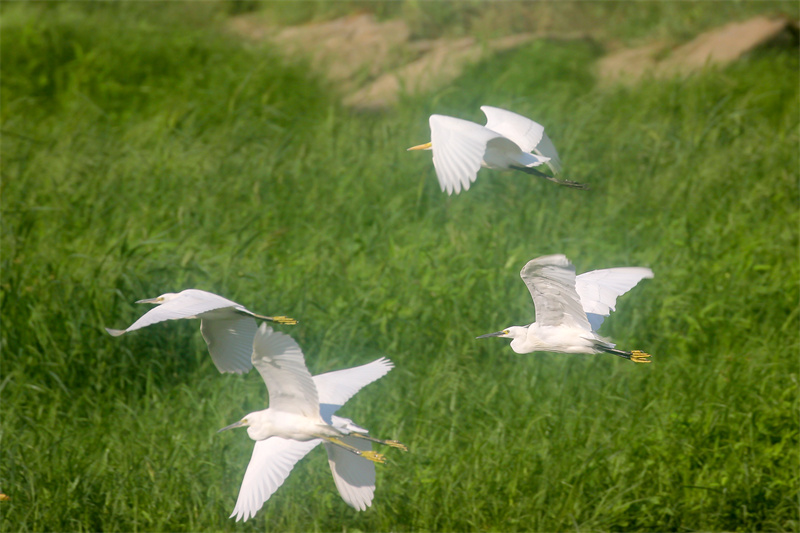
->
<box><xmin>136</xmin><ymin>292</ymin><xmax>178</xmax><ymax>305</ymax></box>
<box><xmin>478</xmin><ymin>328</ymin><xmax>507</xmax><ymax>339</ymax></box>
<box><xmin>218</xmin><ymin>412</ymin><xmax>271</xmax><ymax>441</ymax></box>
<box><xmin>477</xmin><ymin>326</ymin><xmax>533</xmax><ymax>354</ymax></box>
<box><xmin>476</xmin><ymin>326</ymin><xmax>527</xmax><ymax>341</ymax></box>
<box><xmin>407</xmin><ymin>142</ymin><xmax>432</xmax><ymax>151</ymax></box>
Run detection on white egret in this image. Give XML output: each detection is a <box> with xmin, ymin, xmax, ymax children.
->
<box><xmin>408</xmin><ymin>105</ymin><xmax>587</xmax><ymax>194</ymax></box>
<box><xmin>105</xmin><ymin>289</ymin><xmax>297</xmax><ymax>373</ymax></box>
<box><xmin>219</xmin><ymin>324</ymin><xmax>406</xmax><ymax>521</ymax></box>
<box><xmin>477</xmin><ymin>254</ymin><xmax>653</xmax><ymax>362</ymax></box>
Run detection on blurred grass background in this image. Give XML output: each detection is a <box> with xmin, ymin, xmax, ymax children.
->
<box><xmin>1</xmin><ymin>2</ymin><xmax>798</xmax><ymax>531</ymax></box>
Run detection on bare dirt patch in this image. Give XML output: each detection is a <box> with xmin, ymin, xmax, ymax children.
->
<box><xmin>597</xmin><ymin>16</ymin><xmax>798</xmax><ymax>84</ymax></box>
<box><xmin>228</xmin><ymin>13</ymin><xmax>798</xmax><ymax>108</ymax></box>
<box><xmin>343</xmin><ymin>34</ymin><xmax>546</xmax><ymax>110</ymax></box>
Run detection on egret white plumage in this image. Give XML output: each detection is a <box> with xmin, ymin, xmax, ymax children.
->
<box><xmin>219</xmin><ymin>324</ymin><xmax>406</xmax><ymax>521</ymax></box>
<box><xmin>477</xmin><ymin>254</ymin><xmax>653</xmax><ymax>362</ymax></box>
<box><xmin>408</xmin><ymin>105</ymin><xmax>587</xmax><ymax>194</ymax></box>
<box><xmin>105</xmin><ymin>289</ymin><xmax>296</xmax><ymax>373</ymax></box>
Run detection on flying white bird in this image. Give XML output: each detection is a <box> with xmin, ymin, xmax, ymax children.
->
<box><xmin>219</xmin><ymin>324</ymin><xmax>406</xmax><ymax>521</ymax></box>
<box><xmin>408</xmin><ymin>105</ymin><xmax>587</xmax><ymax>194</ymax></box>
<box><xmin>477</xmin><ymin>254</ymin><xmax>653</xmax><ymax>362</ymax></box>
<box><xmin>105</xmin><ymin>289</ymin><xmax>297</xmax><ymax>373</ymax></box>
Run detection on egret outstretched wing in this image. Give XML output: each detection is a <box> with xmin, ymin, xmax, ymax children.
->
<box><xmin>324</xmin><ymin>437</ymin><xmax>376</xmax><ymax>511</ymax></box>
<box><xmin>200</xmin><ymin>314</ymin><xmax>257</xmax><ymax>373</ymax></box>
<box><xmin>576</xmin><ymin>267</ymin><xmax>654</xmax><ymax>331</ymax></box>
<box><xmin>230</xmin><ymin>438</ymin><xmax>321</xmax><ymax>522</ymax></box>
<box><xmin>314</xmin><ymin>357</ymin><xmax>394</xmax><ymax>422</ymax></box>
<box><xmin>482</xmin><ymin>106</ymin><xmax>562</xmax><ymax>174</ymax></box>
<box><xmin>520</xmin><ymin>254</ymin><xmax>591</xmax><ymax>331</ymax></box>
<box><xmin>252</xmin><ymin>325</ymin><xmax>319</xmax><ymax>418</ymax></box>
<box><xmin>481</xmin><ymin>106</ymin><xmax>545</xmax><ymax>153</ymax></box>
<box><xmin>534</xmin><ymin>133</ymin><xmax>562</xmax><ymax>174</ymax></box>
<box><xmin>106</xmin><ymin>289</ymin><xmax>240</xmax><ymax>335</ymax></box>
<box><xmin>106</xmin><ymin>289</ymin><xmax>262</xmax><ymax>373</ymax></box>
<box><xmin>429</xmin><ymin>114</ymin><xmax>507</xmax><ymax>195</ymax></box>
<box><xmin>314</xmin><ymin>360</ymin><xmax>393</xmax><ymax>511</ymax></box>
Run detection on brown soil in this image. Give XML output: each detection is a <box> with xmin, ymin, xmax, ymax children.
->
<box><xmin>597</xmin><ymin>16</ymin><xmax>798</xmax><ymax>84</ymax></box>
<box><xmin>228</xmin><ymin>13</ymin><xmax>798</xmax><ymax>108</ymax></box>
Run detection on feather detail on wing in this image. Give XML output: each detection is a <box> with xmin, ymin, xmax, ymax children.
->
<box><xmin>200</xmin><ymin>314</ymin><xmax>256</xmax><ymax>373</ymax></box>
<box><xmin>482</xmin><ymin>106</ymin><xmax>562</xmax><ymax>174</ymax></box>
<box><xmin>535</xmin><ymin>132</ymin><xmax>562</xmax><ymax>174</ymax></box>
<box><xmin>251</xmin><ymin>324</ymin><xmax>319</xmax><ymax>417</ymax></box>
<box><xmin>430</xmin><ymin>114</ymin><xmax>502</xmax><ymax>195</ymax></box>
<box><xmin>520</xmin><ymin>254</ymin><xmax>591</xmax><ymax>331</ymax></box>
<box><xmin>576</xmin><ymin>267</ymin><xmax>653</xmax><ymax>331</ymax></box>
<box><xmin>314</xmin><ymin>358</ymin><xmax>394</xmax><ymax>424</ymax></box>
<box><xmin>117</xmin><ymin>289</ymin><xmax>238</xmax><ymax>333</ymax></box>
<box><xmin>230</xmin><ymin>438</ymin><xmax>321</xmax><ymax>522</ymax></box>
<box><xmin>324</xmin><ymin>437</ymin><xmax>376</xmax><ymax>511</ymax></box>
<box><xmin>481</xmin><ymin>106</ymin><xmax>545</xmax><ymax>153</ymax></box>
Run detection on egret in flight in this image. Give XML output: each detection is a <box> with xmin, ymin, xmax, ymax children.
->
<box><xmin>105</xmin><ymin>289</ymin><xmax>297</xmax><ymax>373</ymax></box>
<box><xmin>219</xmin><ymin>324</ymin><xmax>406</xmax><ymax>521</ymax></box>
<box><xmin>478</xmin><ymin>254</ymin><xmax>653</xmax><ymax>362</ymax></box>
<box><xmin>408</xmin><ymin>105</ymin><xmax>587</xmax><ymax>194</ymax></box>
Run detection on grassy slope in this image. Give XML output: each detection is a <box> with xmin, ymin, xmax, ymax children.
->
<box><xmin>2</xmin><ymin>3</ymin><xmax>798</xmax><ymax>532</ymax></box>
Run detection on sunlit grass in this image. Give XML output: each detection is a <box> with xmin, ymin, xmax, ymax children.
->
<box><xmin>1</xmin><ymin>3</ymin><xmax>798</xmax><ymax>532</ymax></box>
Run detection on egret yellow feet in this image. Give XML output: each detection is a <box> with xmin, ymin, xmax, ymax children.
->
<box><xmin>324</xmin><ymin>436</ymin><xmax>388</xmax><ymax>463</ymax></box>
<box><xmin>251</xmin><ymin>313</ymin><xmax>298</xmax><ymax>325</ymax></box>
<box><xmin>271</xmin><ymin>315</ymin><xmax>298</xmax><ymax>325</ymax></box>
<box><xmin>360</xmin><ymin>450</ymin><xmax>387</xmax><ymax>464</ymax></box>
<box><xmin>630</xmin><ymin>350</ymin><xmax>652</xmax><ymax>363</ymax></box>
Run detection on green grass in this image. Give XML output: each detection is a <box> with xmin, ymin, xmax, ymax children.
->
<box><xmin>2</xmin><ymin>3</ymin><xmax>798</xmax><ymax>531</ymax></box>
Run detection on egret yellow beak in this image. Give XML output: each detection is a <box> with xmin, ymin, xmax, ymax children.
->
<box><xmin>218</xmin><ymin>419</ymin><xmax>247</xmax><ymax>433</ymax></box>
<box><xmin>407</xmin><ymin>142</ymin><xmax>432</xmax><ymax>151</ymax></box>
<box><xmin>136</xmin><ymin>297</ymin><xmax>162</xmax><ymax>304</ymax></box>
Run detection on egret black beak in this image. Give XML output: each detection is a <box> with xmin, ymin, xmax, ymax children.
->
<box><xmin>407</xmin><ymin>142</ymin><xmax>432</xmax><ymax>151</ymax></box>
<box><xmin>217</xmin><ymin>419</ymin><xmax>247</xmax><ymax>433</ymax></box>
<box><xmin>476</xmin><ymin>330</ymin><xmax>507</xmax><ymax>339</ymax></box>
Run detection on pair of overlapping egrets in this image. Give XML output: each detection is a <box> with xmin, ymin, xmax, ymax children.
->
<box><xmin>107</xmin><ymin>290</ymin><xmax>406</xmax><ymax>521</ymax></box>
<box><xmin>105</xmin><ymin>107</ymin><xmax>653</xmax><ymax>521</ymax></box>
